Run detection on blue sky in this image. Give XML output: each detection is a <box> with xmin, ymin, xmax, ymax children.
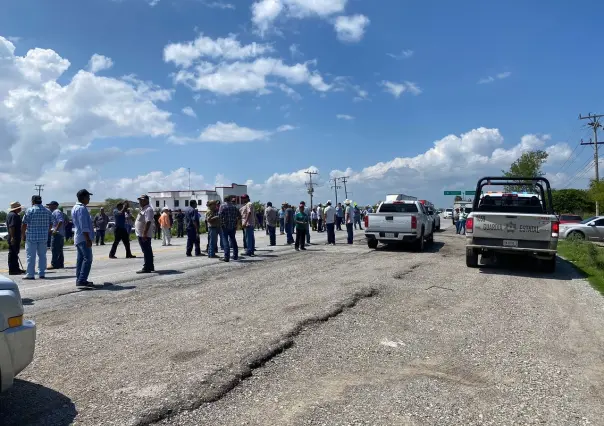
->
<box><xmin>1</xmin><ymin>0</ymin><xmax>603</xmax><ymax>208</ymax></box>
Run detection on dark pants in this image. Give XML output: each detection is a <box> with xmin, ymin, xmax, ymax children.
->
<box><xmin>186</xmin><ymin>228</ymin><xmax>201</xmax><ymax>256</ymax></box>
<box><xmin>245</xmin><ymin>225</ymin><xmax>255</xmax><ymax>256</ymax></box>
<box><xmin>95</xmin><ymin>230</ymin><xmax>106</xmax><ymax>245</ymax></box>
<box><xmin>242</xmin><ymin>227</ymin><xmax>247</xmax><ymax>249</ymax></box>
<box><xmin>154</xmin><ymin>226</ymin><xmax>161</xmax><ymax>240</ymax></box>
<box><xmin>326</xmin><ymin>223</ymin><xmax>336</xmax><ymax>244</ymax></box>
<box><xmin>295</xmin><ymin>228</ymin><xmax>306</xmax><ymax>250</ymax></box>
<box><xmin>47</xmin><ymin>232</ymin><xmax>51</xmax><ymax>249</ymax></box>
<box><xmin>267</xmin><ymin>225</ymin><xmax>276</xmax><ymax>245</ymax></box>
<box><xmin>177</xmin><ymin>223</ymin><xmax>184</xmax><ymax>238</ymax></box>
<box><xmin>346</xmin><ymin>223</ymin><xmax>354</xmax><ymax>244</ymax></box>
<box><xmin>222</xmin><ymin>228</ymin><xmax>238</xmax><ymax>261</ymax></box>
<box><xmin>109</xmin><ymin>227</ymin><xmax>133</xmax><ymax>257</ymax></box>
<box><xmin>138</xmin><ymin>237</ymin><xmax>154</xmax><ymax>271</ymax></box>
<box><xmin>285</xmin><ymin>223</ymin><xmax>294</xmax><ymax>244</ymax></box>
<box><xmin>51</xmin><ymin>233</ymin><xmax>64</xmax><ymax>268</ymax></box>
<box><xmin>8</xmin><ymin>240</ymin><xmax>21</xmax><ymax>273</ymax></box>
<box><xmin>336</xmin><ymin>217</ymin><xmax>343</xmax><ymax>230</ymax></box>
<box><xmin>279</xmin><ymin>218</ymin><xmax>285</xmax><ymax>234</ymax></box>
<box><xmin>208</xmin><ymin>227</ymin><xmax>218</xmax><ymax>257</ymax></box>
<box><xmin>318</xmin><ymin>219</ymin><xmax>323</xmax><ymax>232</ymax></box>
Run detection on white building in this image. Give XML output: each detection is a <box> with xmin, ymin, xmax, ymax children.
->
<box><xmin>148</xmin><ymin>183</ymin><xmax>248</xmax><ymax>212</ymax></box>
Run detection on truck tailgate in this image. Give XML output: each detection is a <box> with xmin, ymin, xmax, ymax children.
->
<box><xmin>368</xmin><ymin>214</ymin><xmax>413</xmax><ymax>232</ymax></box>
<box><xmin>473</xmin><ymin>213</ymin><xmax>554</xmax><ymax>241</ymax></box>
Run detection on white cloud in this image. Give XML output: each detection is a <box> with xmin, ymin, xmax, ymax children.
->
<box><xmin>64</xmin><ymin>147</ymin><xmax>158</xmax><ymax>170</ymax></box>
<box><xmin>353</xmin><ymin>85</ymin><xmax>369</xmax><ymax>102</ymax></box>
<box><xmin>380</xmin><ymin>80</ymin><xmax>422</xmax><ymax>98</ymax></box>
<box><xmin>478</xmin><ymin>71</ymin><xmax>511</xmax><ymax>84</ymax></box>
<box><xmin>252</xmin><ymin>0</ymin><xmax>285</xmax><ymax>35</ymax></box>
<box><xmin>289</xmin><ymin>43</ymin><xmax>302</xmax><ymax>58</ymax></box>
<box><xmin>336</xmin><ymin>114</ymin><xmax>354</xmax><ymax>120</ymax></box>
<box><xmin>275</xmin><ymin>83</ymin><xmax>302</xmax><ymax>100</ymax></box>
<box><xmin>164</xmin><ymin>34</ymin><xmax>273</xmax><ymax>68</ymax></box>
<box><xmin>334</xmin><ymin>14</ymin><xmax>370</xmax><ymax>42</ymax></box>
<box><xmin>387</xmin><ymin>50</ymin><xmax>414</xmax><ymax>60</ymax></box>
<box><xmin>201</xmin><ymin>1</ymin><xmax>235</xmax><ymax>9</ymax></box>
<box><xmin>7</xmin><ymin>36</ymin><xmax>21</xmax><ymax>43</ymax></box>
<box><xmin>182</xmin><ymin>106</ymin><xmax>197</xmax><ymax>117</ymax></box>
<box><xmin>88</xmin><ymin>54</ymin><xmax>114</xmax><ymax>73</ymax></box>
<box><xmin>178</xmin><ymin>121</ymin><xmax>296</xmax><ymax>143</ymax></box>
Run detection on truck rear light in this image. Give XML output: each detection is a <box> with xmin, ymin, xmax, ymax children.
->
<box><xmin>364</xmin><ymin>215</ymin><xmax>368</xmax><ymax>228</ymax></box>
<box><xmin>552</xmin><ymin>221</ymin><xmax>559</xmax><ymax>238</ymax></box>
<box><xmin>411</xmin><ymin>215</ymin><xmax>417</xmax><ymax>229</ymax></box>
<box><xmin>466</xmin><ymin>217</ymin><xmax>473</xmax><ymax>233</ymax></box>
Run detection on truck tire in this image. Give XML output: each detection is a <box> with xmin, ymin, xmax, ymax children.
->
<box><xmin>427</xmin><ymin>229</ymin><xmax>434</xmax><ymax>244</ymax></box>
<box><xmin>415</xmin><ymin>230</ymin><xmax>425</xmax><ymax>252</ymax></box>
<box><xmin>466</xmin><ymin>249</ymin><xmax>478</xmax><ymax>267</ymax></box>
<box><xmin>367</xmin><ymin>239</ymin><xmax>378</xmax><ymax>249</ymax></box>
<box><xmin>542</xmin><ymin>256</ymin><xmax>556</xmax><ymax>273</ymax></box>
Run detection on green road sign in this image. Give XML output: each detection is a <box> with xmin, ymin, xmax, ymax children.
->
<box><xmin>465</xmin><ymin>191</ymin><xmax>476</xmax><ymax>196</ymax></box>
<box><xmin>444</xmin><ymin>191</ymin><xmax>462</xmax><ymax>196</ymax></box>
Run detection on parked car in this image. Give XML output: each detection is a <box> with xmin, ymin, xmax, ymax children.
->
<box><xmin>558</xmin><ymin>214</ymin><xmax>583</xmax><ymax>224</ymax></box>
<box><xmin>444</xmin><ymin>208</ymin><xmax>453</xmax><ymax>219</ymax></box>
<box><xmin>364</xmin><ymin>194</ymin><xmax>434</xmax><ymax>251</ymax></box>
<box><xmin>465</xmin><ymin>176</ymin><xmax>559</xmax><ymax>272</ymax></box>
<box><xmin>0</xmin><ymin>224</ymin><xmax>8</xmax><ymax>241</ymax></box>
<box><xmin>559</xmin><ymin>216</ymin><xmax>604</xmax><ymax>241</ymax></box>
<box><xmin>0</xmin><ymin>275</ymin><xmax>36</xmax><ymax>392</ymax></box>
<box><xmin>420</xmin><ymin>200</ymin><xmax>440</xmax><ymax>231</ymax></box>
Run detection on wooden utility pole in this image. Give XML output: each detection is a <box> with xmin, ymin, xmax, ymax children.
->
<box><xmin>330</xmin><ymin>178</ymin><xmax>342</xmax><ymax>205</ymax></box>
<box><xmin>579</xmin><ymin>113</ymin><xmax>604</xmax><ymax>215</ymax></box>
<box><xmin>304</xmin><ymin>170</ymin><xmax>318</xmax><ymax>210</ymax></box>
<box><xmin>34</xmin><ymin>184</ymin><xmax>44</xmax><ymax>197</ymax></box>
<box><xmin>338</xmin><ymin>176</ymin><xmax>350</xmax><ymax>199</ymax></box>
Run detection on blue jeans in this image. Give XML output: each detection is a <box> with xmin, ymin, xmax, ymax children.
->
<box><xmin>25</xmin><ymin>240</ymin><xmax>47</xmax><ymax>277</ymax></box>
<box><xmin>222</xmin><ymin>228</ymin><xmax>238</xmax><ymax>261</ymax></box>
<box><xmin>208</xmin><ymin>227</ymin><xmax>218</xmax><ymax>257</ymax></box>
<box><xmin>138</xmin><ymin>237</ymin><xmax>154</xmax><ymax>271</ymax></box>
<box><xmin>459</xmin><ymin>219</ymin><xmax>466</xmax><ymax>235</ymax></box>
<box><xmin>326</xmin><ymin>223</ymin><xmax>336</xmax><ymax>244</ymax></box>
<box><xmin>285</xmin><ymin>223</ymin><xmax>294</xmax><ymax>244</ymax></box>
<box><xmin>75</xmin><ymin>241</ymin><xmax>93</xmax><ymax>283</ymax></box>
<box><xmin>279</xmin><ymin>218</ymin><xmax>285</xmax><ymax>234</ymax></box>
<box><xmin>346</xmin><ymin>223</ymin><xmax>354</xmax><ymax>244</ymax></box>
<box><xmin>51</xmin><ymin>233</ymin><xmax>64</xmax><ymax>268</ymax></box>
<box><xmin>245</xmin><ymin>225</ymin><xmax>255</xmax><ymax>255</ymax></box>
<box><xmin>267</xmin><ymin>225</ymin><xmax>276</xmax><ymax>245</ymax></box>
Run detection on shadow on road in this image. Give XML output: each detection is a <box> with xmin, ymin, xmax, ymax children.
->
<box><xmin>40</xmin><ymin>275</ymin><xmax>73</xmax><ymax>280</ymax></box>
<box><xmin>374</xmin><ymin>241</ymin><xmax>445</xmax><ymax>253</ymax></box>
<box><xmin>478</xmin><ymin>255</ymin><xmax>582</xmax><ymax>281</ymax></box>
<box><xmin>22</xmin><ymin>298</ymin><xmax>34</xmax><ymax>306</ymax></box>
<box><xmin>99</xmin><ymin>283</ymin><xmax>137</xmax><ymax>291</ymax></box>
<box><xmin>0</xmin><ymin>379</ymin><xmax>77</xmax><ymax>426</ymax></box>
<box><xmin>154</xmin><ymin>269</ymin><xmax>184</xmax><ymax>276</ymax></box>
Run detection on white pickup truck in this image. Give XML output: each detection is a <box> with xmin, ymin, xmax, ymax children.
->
<box><xmin>364</xmin><ymin>195</ymin><xmax>434</xmax><ymax>251</ymax></box>
<box><xmin>465</xmin><ymin>177</ymin><xmax>559</xmax><ymax>272</ymax></box>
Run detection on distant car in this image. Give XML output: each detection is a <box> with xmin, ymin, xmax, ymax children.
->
<box><xmin>559</xmin><ymin>216</ymin><xmax>604</xmax><ymax>241</ymax></box>
<box><xmin>444</xmin><ymin>208</ymin><xmax>453</xmax><ymax>219</ymax></box>
<box><xmin>0</xmin><ymin>275</ymin><xmax>36</xmax><ymax>392</ymax></box>
<box><xmin>0</xmin><ymin>224</ymin><xmax>8</xmax><ymax>241</ymax></box>
<box><xmin>558</xmin><ymin>214</ymin><xmax>583</xmax><ymax>224</ymax></box>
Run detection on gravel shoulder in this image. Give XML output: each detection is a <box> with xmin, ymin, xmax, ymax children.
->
<box><xmin>162</xmin><ymin>231</ymin><xmax>604</xmax><ymax>426</ymax></box>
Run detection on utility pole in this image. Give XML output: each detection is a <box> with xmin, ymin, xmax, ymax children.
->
<box><xmin>188</xmin><ymin>168</ymin><xmax>191</xmax><ymax>191</ymax></box>
<box><xmin>338</xmin><ymin>176</ymin><xmax>350</xmax><ymax>199</ymax></box>
<box><xmin>579</xmin><ymin>113</ymin><xmax>604</xmax><ymax>215</ymax></box>
<box><xmin>305</xmin><ymin>170</ymin><xmax>318</xmax><ymax>210</ymax></box>
<box><xmin>330</xmin><ymin>178</ymin><xmax>342</xmax><ymax>205</ymax></box>
<box><xmin>34</xmin><ymin>184</ymin><xmax>44</xmax><ymax>197</ymax></box>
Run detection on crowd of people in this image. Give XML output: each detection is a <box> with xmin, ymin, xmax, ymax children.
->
<box><xmin>5</xmin><ymin>190</ymin><xmax>372</xmax><ymax>289</ymax></box>
<box><xmin>453</xmin><ymin>207</ymin><xmax>469</xmax><ymax>235</ymax></box>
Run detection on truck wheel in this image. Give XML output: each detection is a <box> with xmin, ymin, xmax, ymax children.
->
<box><xmin>542</xmin><ymin>256</ymin><xmax>556</xmax><ymax>273</ymax></box>
<box><xmin>427</xmin><ymin>230</ymin><xmax>434</xmax><ymax>244</ymax></box>
<box><xmin>415</xmin><ymin>232</ymin><xmax>425</xmax><ymax>252</ymax></box>
<box><xmin>367</xmin><ymin>239</ymin><xmax>378</xmax><ymax>249</ymax></box>
<box><xmin>466</xmin><ymin>249</ymin><xmax>478</xmax><ymax>267</ymax></box>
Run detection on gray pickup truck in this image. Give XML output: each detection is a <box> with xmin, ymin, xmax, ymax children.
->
<box><xmin>364</xmin><ymin>196</ymin><xmax>434</xmax><ymax>251</ymax></box>
<box><xmin>0</xmin><ymin>275</ymin><xmax>36</xmax><ymax>392</ymax></box>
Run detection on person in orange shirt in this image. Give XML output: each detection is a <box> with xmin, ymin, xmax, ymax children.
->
<box><xmin>159</xmin><ymin>207</ymin><xmax>172</xmax><ymax>246</ymax></box>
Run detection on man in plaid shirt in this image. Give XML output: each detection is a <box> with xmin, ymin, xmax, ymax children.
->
<box><xmin>21</xmin><ymin>195</ymin><xmax>52</xmax><ymax>279</ymax></box>
<box><xmin>219</xmin><ymin>196</ymin><xmax>240</xmax><ymax>262</ymax></box>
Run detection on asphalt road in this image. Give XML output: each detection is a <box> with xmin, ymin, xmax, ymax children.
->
<box><xmin>2</xmin><ymin>219</ymin><xmax>604</xmax><ymax>426</ymax></box>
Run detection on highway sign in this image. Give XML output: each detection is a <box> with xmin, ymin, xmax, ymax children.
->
<box><xmin>444</xmin><ymin>191</ymin><xmax>462</xmax><ymax>196</ymax></box>
<box><xmin>465</xmin><ymin>191</ymin><xmax>476</xmax><ymax>196</ymax></box>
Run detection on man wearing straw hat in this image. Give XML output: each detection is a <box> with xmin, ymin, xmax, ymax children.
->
<box><xmin>6</xmin><ymin>201</ymin><xmax>25</xmax><ymax>275</ymax></box>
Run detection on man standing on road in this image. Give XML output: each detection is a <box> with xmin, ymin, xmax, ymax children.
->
<box><xmin>353</xmin><ymin>203</ymin><xmax>363</xmax><ymax>230</ymax></box>
<box><xmin>336</xmin><ymin>202</ymin><xmax>344</xmax><ymax>231</ymax></box>
<box><xmin>72</xmin><ymin>189</ymin><xmax>95</xmax><ymax>287</ymax></box>
<box><xmin>454</xmin><ymin>208</ymin><xmax>460</xmax><ymax>234</ymax></box>
<box><xmin>279</xmin><ymin>205</ymin><xmax>286</xmax><ymax>235</ymax></box>
<box><xmin>215</xmin><ymin>201</ymin><xmax>224</xmax><ymax>252</ymax></box>
<box><xmin>297</xmin><ymin>201</ymin><xmax>311</xmax><ymax>246</ymax></box>
<box><xmin>459</xmin><ymin>208</ymin><xmax>468</xmax><ymax>236</ymax></box>
<box><xmin>294</xmin><ymin>203</ymin><xmax>309</xmax><ymax>251</ymax></box>
<box><xmin>175</xmin><ymin>209</ymin><xmax>185</xmax><ymax>238</ymax></box>
<box><xmin>324</xmin><ymin>200</ymin><xmax>336</xmax><ymax>245</ymax></box>
<box><xmin>345</xmin><ymin>199</ymin><xmax>354</xmax><ymax>244</ymax></box>
<box><xmin>316</xmin><ymin>203</ymin><xmax>323</xmax><ymax>233</ymax></box>
<box><xmin>284</xmin><ymin>203</ymin><xmax>295</xmax><ymax>245</ymax></box>
<box><xmin>241</xmin><ymin>194</ymin><xmax>256</xmax><ymax>257</ymax></box>
<box><xmin>6</xmin><ymin>202</ymin><xmax>24</xmax><ymax>276</ymax></box>
<box><xmin>159</xmin><ymin>207</ymin><xmax>172</xmax><ymax>247</ymax></box>
<box><xmin>185</xmin><ymin>200</ymin><xmax>202</xmax><ymax>257</ymax></box>
<box><xmin>135</xmin><ymin>195</ymin><xmax>155</xmax><ymax>274</ymax></box>
<box><xmin>264</xmin><ymin>202</ymin><xmax>278</xmax><ymax>246</ymax></box>
<box><xmin>21</xmin><ymin>195</ymin><xmax>52</xmax><ymax>280</ymax></box>
<box><xmin>206</xmin><ymin>200</ymin><xmax>221</xmax><ymax>259</ymax></box>
<box><xmin>93</xmin><ymin>207</ymin><xmax>109</xmax><ymax>246</ymax></box>
<box><xmin>109</xmin><ymin>201</ymin><xmax>135</xmax><ymax>259</ymax></box>
<box><xmin>219</xmin><ymin>196</ymin><xmax>240</xmax><ymax>262</ymax></box>
<box><xmin>47</xmin><ymin>201</ymin><xmax>65</xmax><ymax>270</ymax></box>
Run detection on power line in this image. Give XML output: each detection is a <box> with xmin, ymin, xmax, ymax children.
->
<box><xmin>579</xmin><ymin>112</ymin><xmax>604</xmax><ymax>214</ymax></box>
<box><xmin>337</xmin><ymin>176</ymin><xmax>350</xmax><ymax>199</ymax></box>
<box><xmin>330</xmin><ymin>178</ymin><xmax>342</xmax><ymax>205</ymax></box>
<box><xmin>562</xmin><ymin>157</ymin><xmax>594</xmax><ymax>189</ymax></box>
<box><xmin>304</xmin><ymin>170</ymin><xmax>318</xmax><ymax>211</ymax></box>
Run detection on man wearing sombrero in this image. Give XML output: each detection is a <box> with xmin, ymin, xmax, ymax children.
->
<box><xmin>6</xmin><ymin>201</ymin><xmax>25</xmax><ymax>275</ymax></box>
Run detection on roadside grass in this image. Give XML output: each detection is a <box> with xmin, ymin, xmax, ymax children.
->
<box><xmin>558</xmin><ymin>240</ymin><xmax>604</xmax><ymax>295</ymax></box>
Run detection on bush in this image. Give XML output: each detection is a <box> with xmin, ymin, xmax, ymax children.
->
<box><xmin>558</xmin><ymin>240</ymin><xmax>604</xmax><ymax>294</ymax></box>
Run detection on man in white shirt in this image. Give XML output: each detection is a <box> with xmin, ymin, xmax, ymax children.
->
<box><xmin>323</xmin><ymin>200</ymin><xmax>337</xmax><ymax>245</ymax></box>
<box><xmin>135</xmin><ymin>194</ymin><xmax>155</xmax><ymax>273</ymax></box>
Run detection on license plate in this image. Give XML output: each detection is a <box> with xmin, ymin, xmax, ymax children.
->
<box><xmin>385</xmin><ymin>233</ymin><xmax>395</xmax><ymax>238</ymax></box>
<box><xmin>503</xmin><ymin>240</ymin><xmax>518</xmax><ymax>247</ymax></box>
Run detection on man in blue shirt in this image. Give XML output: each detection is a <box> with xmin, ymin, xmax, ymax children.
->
<box><xmin>47</xmin><ymin>201</ymin><xmax>65</xmax><ymax>270</ymax></box>
<box><xmin>109</xmin><ymin>201</ymin><xmax>136</xmax><ymax>259</ymax></box>
<box><xmin>72</xmin><ymin>189</ymin><xmax>95</xmax><ymax>288</ymax></box>
<box><xmin>336</xmin><ymin>202</ymin><xmax>344</xmax><ymax>231</ymax></box>
<box><xmin>185</xmin><ymin>200</ymin><xmax>202</xmax><ymax>257</ymax></box>
<box><xmin>21</xmin><ymin>195</ymin><xmax>52</xmax><ymax>280</ymax></box>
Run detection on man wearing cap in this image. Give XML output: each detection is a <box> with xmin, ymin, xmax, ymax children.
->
<box><xmin>296</xmin><ymin>201</ymin><xmax>311</xmax><ymax>246</ymax></box>
<box><xmin>47</xmin><ymin>201</ymin><xmax>65</xmax><ymax>270</ymax></box>
<box><xmin>294</xmin><ymin>203</ymin><xmax>309</xmax><ymax>251</ymax></box>
<box><xmin>344</xmin><ymin>199</ymin><xmax>354</xmax><ymax>244</ymax></box>
<box><xmin>135</xmin><ymin>194</ymin><xmax>155</xmax><ymax>273</ymax></box>
<box><xmin>240</xmin><ymin>194</ymin><xmax>256</xmax><ymax>256</ymax></box>
<box><xmin>264</xmin><ymin>202</ymin><xmax>278</xmax><ymax>246</ymax></box>
<box><xmin>316</xmin><ymin>203</ymin><xmax>324</xmax><ymax>233</ymax></box>
<box><xmin>72</xmin><ymin>189</ymin><xmax>95</xmax><ymax>287</ymax></box>
<box><xmin>93</xmin><ymin>207</ymin><xmax>109</xmax><ymax>246</ymax></box>
<box><xmin>185</xmin><ymin>200</ymin><xmax>202</xmax><ymax>257</ymax></box>
<box><xmin>219</xmin><ymin>195</ymin><xmax>240</xmax><ymax>262</ymax></box>
<box><xmin>205</xmin><ymin>200</ymin><xmax>221</xmax><ymax>258</ymax></box>
<box><xmin>284</xmin><ymin>203</ymin><xmax>294</xmax><ymax>245</ymax></box>
<box><xmin>159</xmin><ymin>207</ymin><xmax>172</xmax><ymax>247</ymax></box>
<box><xmin>353</xmin><ymin>202</ymin><xmax>363</xmax><ymax>230</ymax></box>
<box><xmin>324</xmin><ymin>200</ymin><xmax>337</xmax><ymax>245</ymax></box>
<box><xmin>21</xmin><ymin>195</ymin><xmax>53</xmax><ymax>280</ymax></box>
<box><xmin>279</xmin><ymin>204</ymin><xmax>286</xmax><ymax>235</ymax></box>
<box><xmin>6</xmin><ymin>202</ymin><xmax>24</xmax><ymax>275</ymax></box>
<box><xmin>109</xmin><ymin>201</ymin><xmax>135</xmax><ymax>259</ymax></box>
<box><xmin>336</xmin><ymin>202</ymin><xmax>344</xmax><ymax>231</ymax></box>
